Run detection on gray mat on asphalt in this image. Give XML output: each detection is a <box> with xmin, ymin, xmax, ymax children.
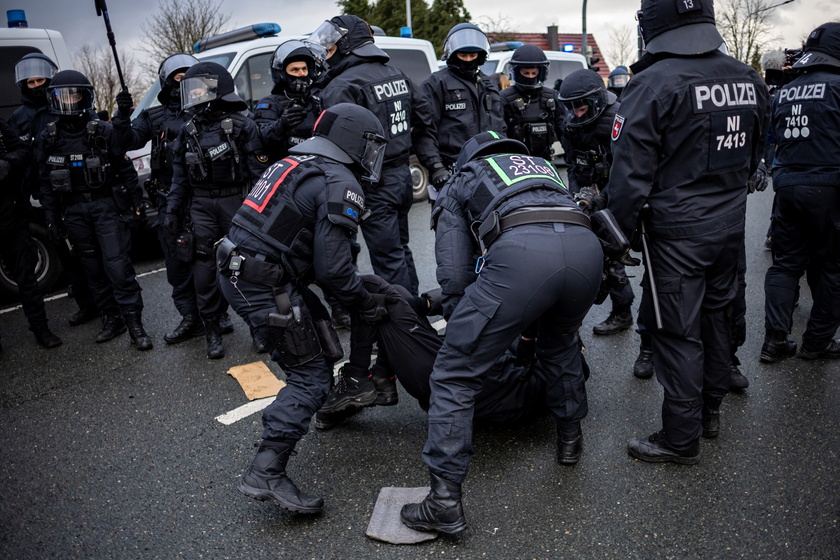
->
<box><xmin>365</xmin><ymin>486</ymin><xmax>438</xmax><ymax>544</ymax></box>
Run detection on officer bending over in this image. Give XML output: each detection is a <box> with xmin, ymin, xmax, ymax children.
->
<box><xmin>401</xmin><ymin>133</ymin><xmax>603</xmax><ymax>535</ymax></box>
<box><xmin>37</xmin><ymin>70</ymin><xmax>152</xmax><ymax>349</ymax></box>
<box><xmin>221</xmin><ymin>103</ymin><xmax>390</xmax><ymax>515</ymax></box>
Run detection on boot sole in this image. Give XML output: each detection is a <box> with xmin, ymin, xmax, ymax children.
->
<box><xmin>593</xmin><ymin>325</ymin><xmax>632</xmax><ymax>336</ymax></box>
<box><xmin>237</xmin><ymin>482</ymin><xmax>323</xmax><ymax>514</ymax></box>
<box><xmin>628</xmin><ymin>448</ymin><xmax>700</xmax><ymax>465</ymax></box>
<box><xmin>374</xmin><ymin>394</ymin><xmax>399</xmax><ymax>406</ymax></box>
<box><xmin>400</xmin><ymin>516</ymin><xmax>468</xmax><ymax>535</ymax></box>
<box><xmin>319</xmin><ymin>390</ymin><xmax>377</xmax><ymax>414</ymax></box>
<box><xmin>163</xmin><ymin>330</ymin><xmax>205</xmax><ymax>345</ymax></box>
<box><xmin>95</xmin><ymin>326</ymin><xmax>127</xmax><ymax>343</ymax></box>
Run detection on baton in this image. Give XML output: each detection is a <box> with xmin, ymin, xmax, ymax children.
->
<box><xmin>94</xmin><ymin>0</ymin><xmax>128</xmax><ymax>92</ymax></box>
<box><xmin>639</xmin><ymin>207</ymin><xmax>663</xmax><ymax>330</ymax></box>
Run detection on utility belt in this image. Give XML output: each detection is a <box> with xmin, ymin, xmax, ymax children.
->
<box><xmin>475</xmin><ymin>206</ymin><xmax>591</xmax><ymax>253</ymax></box>
<box><xmin>215</xmin><ymin>237</ymin><xmax>286</xmax><ymax>287</ymax></box>
<box><xmin>65</xmin><ymin>188</ymin><xmax>114</xmax><ymax>205</ymax></box>
<box><xmin>192</xmin><ymin>185</ymin><xmax>244</xmax><ymax>198</ymax></box>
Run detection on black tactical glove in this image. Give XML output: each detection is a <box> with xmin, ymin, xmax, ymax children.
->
<box><xmin>280</xmin><ymin>104</ymin><xmax>307</xmax><ymax>130</ymax></box>
<box><xmin>116</xmin><ymin>90</ymin><xmax>134</xmax><ymax>118</ymax></box>
<box><xmin>430</xmin><ymin>166</ymin><xmax>452</xmax><ymax>189</ymax></box>
<box><xmin>515</xmin><ymin>336</ymin><xmax>537</xmax><ymax>370</ymax></box>
<box><xmin>46</xmin><ymin>219</ymin><xmax>65</xmax><ymax>243</ymax></box>
<box><xmin>359</xmin><ymin>293</ymin><xmax>389</xmax><ymax>325</ymax></box>
<box><xmin>132</xmin><ymin>206</ymin><xmax>147</xmax><ymax>228</ymax></box>
<box><xmin>421</xmin><ymin>288</ymin><xmax>443</xmax><ymax>316</ymax></box>
<box><xmin>581</xmin><ymin>193</ymin><xmax>608</xmax><ymax>216</ymax></box>
<box><xmin>163</xmin><ymin>212</ymin><xmax>180</xmax><ymax>236</ymax></box>
<box><xmin>747</xmin><ymin>161</ymin><xmax>769</xmax><ymax>193</ymax></box>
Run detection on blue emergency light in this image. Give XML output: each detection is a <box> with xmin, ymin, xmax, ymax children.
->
<box><xmin>400</xmin><ymin>26</ymin><xmax>412</xmax><ymax>38</ymax></box>
<box><xmin>563</xmin><ymin>44</ymin><xmax>575</xmax><ymax>52</ymax></box>
<box><xmin>194</xmin><ymin>23</ymin><xmax>281</xmax><ymax>53</ymax></box>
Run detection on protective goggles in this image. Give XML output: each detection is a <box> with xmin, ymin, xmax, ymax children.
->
<box><xmin>180</xmin><ymin>75</ymin><xmax>219</xmax><ymax>110</ymax></box>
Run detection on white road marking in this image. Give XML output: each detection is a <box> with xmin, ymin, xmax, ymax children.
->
<box><xmin>215</xmin><ymin>397</ymin><xmax>276</xmax><ymax>425</ymax></box>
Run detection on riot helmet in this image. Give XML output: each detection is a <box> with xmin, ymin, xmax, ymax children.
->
<box><xmin>607</xmin><ymin>65</ymin><xmax>630</xmax><ymax>95</ymax></box>
<box><xmin>269</xmin><ymin>40</ymin><xmax>318</xmax><ymax>95</ymax></box>
<box><xmin>47</xmin><ymin>70</ymin><xmax>94</xmax><ymax>116</ymax></box>
<box><xmin>306</xmin><ymin>16</ymin><xmax>380</xmax><ymax>67</ymax></box>
<box><xmin>454</xmin><ymin>131</ymin><xmax>529</xmax><ymax>172</ymax></box>
<box><xmin>637</xmin><ymin>0</ymin><xmax>723</xmax><ymax>56</ymax></box>
<box><xmin>158</xmin><ymin>53</ymin><xmax>200</xmax><ymax>90</ymax></box>
<box><xmin>508</xmin><ymin>44</ymin><xmax>549</xmax><ymax>90</ymax></box>
<box><xmin>792</xmin><ymin>22</ymin><xmax>840</xmax><ymax>70</ymax></box>
<box><xmin>558</xmin><ymin>69</ymin><xmax>613</xmax><ymax>128</ymax></box>
<box><xmin>443</xmin><ymin>23</ymin><xmax>490</xmax><ymax>78</ymax></box>
<box><xmin>290</xmin><ymin>103</ymin><xmax>387</xmax><ymax>183</ymax></box>
<box><xmin>15</xmin><ymin>53</ymin><xmax>58</xmax><ymax>104</ymax></box>
<box><xmin>180</xmin><ymin>61</ymin><xmax>246</xmax><ymax>113</ymax></box>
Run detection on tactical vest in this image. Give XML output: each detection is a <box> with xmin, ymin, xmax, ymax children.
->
<box><xmin>44</xmin><ymin>120</ymin><xmax>115</xmax><ymax>194</ymax></box>
<box><xmin>182</xmin><ymin>113</ymin><xmax>248</xmax><ymax>191</ymax></box>
<box><xmin>147</xmin><ymin>105</ymin><xmax>184</xmax><ymax>177</ymax></box>
<box><xmin>502</xmin><ymin>87</ymin><xmax>559</xmax><ymax>159</ymax></box>
<box><xmin>567</xmin><ymin>101</ymin><xmax>619</xmax><ymax>190</ymax></box>
<box><xmin>360</xmin><ymin>72</ymin><xmax>412</xmax><ymax>160</ymax></box>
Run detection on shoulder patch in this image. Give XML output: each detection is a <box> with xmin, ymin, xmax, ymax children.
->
<box><xmin>611</xmin><ymin>114</ymin><xmax>625</xmax><ymax>142</ymax></box>
<box><xmin>256</xmin><ymin>103</ymin><xmax>269</xmax><ymax>110</ymax></box>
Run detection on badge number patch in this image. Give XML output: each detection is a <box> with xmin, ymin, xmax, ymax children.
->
<box><xmin>611</xmin><ymin>114</ymin><xmax>625</xmax><ymax>141</ymax></box>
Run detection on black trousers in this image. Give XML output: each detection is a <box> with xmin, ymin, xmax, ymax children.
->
<box><xmin>63</xmin><ymin>197</ymin><xmax>142</xmax><ymax>315</ymax></box>
<box><xmin>422</xmin><ymin>224</ymin><xmax>603</xmax><ymax>483</ymax></box>
<box><xmin>155</xmin><ymin>197</ymin><xmax>198</xmax><ymax>318</ymax></box>
<box><xmin>0</xmin><ymin>225</ymin><xmax>49</xmax><ymax>330</ymax></box>
<box><xmin>642</xmin><ymin>217</ymin><xmax>743</xmax><ymax>448</ymax></box>
<box><xmin>190</xmin><ymin>195</ymin><xmax>238</xmax><ymax>321</ymax></box>
<box><xmin>764</xmin><ymin>185</ymin><xmax>840</xmax><ymax>348</ymax></box>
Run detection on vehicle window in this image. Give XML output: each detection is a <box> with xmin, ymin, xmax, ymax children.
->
<box><xmin>480</xmin><ymin>60</ymin><xmax>499</xmax><ymax>75</ymax></box>
<box><xmin>0</xmin><ymin>46</ymin><xmax>41</xmax><ymax>120</ymax></box>
<box><xmin>382</xmin><ymin>49</ymin><xmax>432</xmax><ymax>84</ymax></box>
<box><xmin>234</xmin><ymin>53</ymin><xmax>272</xmax><ymax>112</ymax></box>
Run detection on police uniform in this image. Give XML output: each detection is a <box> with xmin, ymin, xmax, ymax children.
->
<box><xmin>224</xmin><ymin>103</ymin><xmax>389</xmax><ymax>515</ymax></box>
<box><xmin>0</xmin><ymin>116</ymin><xmax>61</xmax><ymax>348</ymax></box>
<box><xmin>401</xmin><ymin>133</ymin><xmax>603</xmax><ymax>535</ymax></box>
<box><xmin>112</xmin><ymin>84</ymin><xmax>200</xmax><ymax>340</ymax></box>
<box><xmin>254</xmin><ymin>94</ymin><xmax>320</xmax><ymax>162</ymax></box>
<box><xmin>606</xmin><ymin>1</ymin><xmax>768</xmax><ymax>461</ymax></box>
<box><xmin>166</xmin><ymin>62</ymin><xmax>268</xmax><ymax>357</ymax></box>
<box><xmin>317</xmin><ymin>15</ymin><xmax>418</xmax><ymax>295</ymax></box>
<box><xmin>37</xmin><ymin>75</ymin><xmax>150</xmax><ymax>347</ymax></box>
<box><xmin>762</xmin><ymin>22</ymin><xmax>840</xmax><ymax>361</ymax></box>
<box><xmin>500</xmin><ymin>85</ymin><xmax>563</xmax><ymax>162</ymax></box>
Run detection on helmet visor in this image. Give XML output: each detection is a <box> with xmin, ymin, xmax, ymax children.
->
<box><xmin>561</xmin><ymin>88</ymin><xmax>606</xmax><ymax>127</ymax></box>
<box><xmin>159</xmin><ymin>53</ymin><xmax>199</xmax><ymax>85</ymax></box>
<box><xmin>305</xmin><ymin>21</ymin><xmax>347</xmax><ymax>61</ymax></box>
<box><xmin>608</xmin><ymin>73</ymin><xmax>629</xmax><ymax>89</ymax></box>
<box><xmin>360</xmin><ymin>131</ymin><xmax>387</xmax><ymax>183</ymax></box>
<box><xmin>48</xmin><ymin>86</ymin><xmax>92</xmax><ymax>115</ymax></box>
<box><xmin>181</xmin><ymin>75</ymin><xmax>219</xmax><ymax>110</ymax></box>
<box><xmin>444</xmin><ymin>27</ymin><xmax>490</xmax><ymax>59</ymax></box>
<box><xmin>15</xmin><ymin>57</ymin><xmax>56</xmax><ymax>86</ymax></box>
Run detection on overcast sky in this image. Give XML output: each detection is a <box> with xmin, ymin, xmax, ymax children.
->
<box><xmin>11</xmin><ymin>0</ymin><xmax>840</xmax><ymax>70</ymax></box>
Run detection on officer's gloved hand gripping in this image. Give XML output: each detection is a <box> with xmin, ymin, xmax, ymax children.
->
<box><xmin>359</xmin><ymin>293</ymin><xmax>390</xmax><ymax>325</ymax></box>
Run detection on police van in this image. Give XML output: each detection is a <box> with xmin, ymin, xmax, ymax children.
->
<box><xmin>0</xmin><ymin>12</ymin><xmax>73</xmax><ymax>297</ymax></box>
<box><xmin>129</xmin><ymin>24</ymin><xmax>439</xmax><ymax>201</ymax></box>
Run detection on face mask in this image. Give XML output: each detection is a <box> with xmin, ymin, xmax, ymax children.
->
<box><xmin>286</xmin><ymin>75</ymin><xmax>312</xmax><ymax>95</ymax></box>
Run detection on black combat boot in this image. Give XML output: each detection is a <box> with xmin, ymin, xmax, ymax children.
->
<box><xmin>556</xmin><ymin>421</ymin><xmax>583</xmax><ymax>465</ymax></box>
<box><xmin>238</xmin><ymin>439</ymin><xmax>324</xmax><ymax>514</ymax></box>
<box><xmin>164</xmin><ymin>312</ymin><xmax>204</xmax><ymax>345</ymax></box>
<box><xmin>250</xmin><ymin>325</ymin><xmax>269</xmax><ymax>353</ymax></box>
<box><xmin>124</xmin><ymin>311</ymin><xmax>153</xmax><ymax>351</ymax></box>
<box><xmin>32</xmin><ymin>325</ymin><xmax>62</xmax><ymax>349</ymax></box>
<box><xmin>401</xmin><ymin>472</ymin><xmax>467</xmax><ymax>535</ymax></box>
<box><xmin>68</xmin><ymin>305</ymin><xmax>99</xmax><ymax>327</ymax></box>
<box><xmin>701</xmin><ymin>396</ymin><xmax>723</xmax><ymax>439</ymax></box>
<box><xmin>797</xmin><ymin>338</ymin><xmax>840</xmax><ymax>360</ymax></box>
<box><xmin>318</xmin><ymin>364</ymin><xmax>376</xmax><ymax>415</ymax></box>
<box><xmin>219</xmin><ymin>311</ymin><xmax>234</xmax><ymax>334</ymax></box>
<box><xmin>95</xmin><ymin>314</ymin><xmax>126</xmax><ymax>343</ymax></box>
<box><xmin>593</xmin><ymin>309</ymin><xmax>633</xmax><ymax>336</ymax></box>
<box><xmin>633</xmin><ymin>345</ymin><xmax>654</xmax><ymax>379</ymax></box>
<box><xmin>759</xmin><ymin>332</ymin><xmax>797</xmax><ymax>363</ymax></box>
<box><xmin>729</xmin><ymin>360</ymin><xmax>749</xmax><ymax>390</ymax></box>
<box><xmin>371</xmin><ymin>365</ymin><xmax>399</xmax><ymax>406</ymax></box>
<box><xmin>204</xmin><ymin>318</ymin><xmax>225</xmax><ymax>360</ymax></box>
<box><xmin>627</xmin><ymin>430</ymin><xmax>699</xmax><ymax>465</ymax></box>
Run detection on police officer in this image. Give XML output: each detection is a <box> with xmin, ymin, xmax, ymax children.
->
<box><xmin>401</xmin><ymin>133</ymin><xmax>603</xmax><ymax>535</ymax></box>
<box><xmin>0</xmin><ymin>116</ymin><xmax>62</xmax><ymax>350</ymax></box>
<box><xmin>9</xmin><ymin>53</ymin><xmax>100</xmax><ymax>327</ymax></box>
<box><xmin>761</xmin><ymin>22</ymin><xmax>840</xmax><ymax>362</ymax></box>
<box><xmin>307</xmin><ymin>16</ymin><xmax>418</xmax><ymax>296</ymax></box>
<box><xmin>559</xmin><ymin>68</ymin><xmax>637</xmax><ymax>340</ymax></box>
<box><xmin>412</xmin><ymin>22</ymin><xmax>506</xmax><ymax>200</ymax></box>
<box><xmin>37</xmin><ymin>70</ymin><xmax>153</xmax><ymax>350</ymax></box>
<box><xmin>112</xmin><ymin>54</ymin><xmax>207</xmax><ymax>346</ymax></box>
<box><xmin>166</xmin><ymin>62</ymin><xmax>268</xmax><ymax>359</ymax></box>
<box><xmin>605</xmin><ymin>1</ymin><xmax>768</xmax><ymax>463</ymax></box>
<box><xmin>499</xmin><ymin>44</ymin><xmax>565</xmax><ymax>162</ymax></box>
<box><xmin>220</xmin><ymin>103</ymin><xmax>390</xmax><ymax>515</ymax></box>
<box><xmin>607</xmin><ymin>65</ymin><xmax>631</xmax><ymax>98</ymax></box>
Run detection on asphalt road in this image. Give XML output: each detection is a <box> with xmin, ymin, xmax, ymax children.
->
<box><xmin>1</xmin><ymin>187</ymin><xmax>838</xmax><ymax>559</ymax></box>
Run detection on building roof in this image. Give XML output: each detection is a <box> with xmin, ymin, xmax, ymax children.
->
<box><xmin>487</xmin><ymin>31</ymin><xmax>611</xmax><ymax>81</ymax></box>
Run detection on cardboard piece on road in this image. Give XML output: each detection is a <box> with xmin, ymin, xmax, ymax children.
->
<box><xmin>227</xmin><ymin>362</ymin><xmax>285</xmax><ymax>400</ymax></box>
<box><xmin>366</xmin><ymin>486</ymin><xmax>438</xmax><ymax>544</ymax></box>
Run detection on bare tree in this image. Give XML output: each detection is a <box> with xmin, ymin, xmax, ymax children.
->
<box><xmin>74</xmin><ymin>44</ymin><xmax>150</xmax><ymax>118</ymax></box>
<box><xmin>605</xmin><ymin>24</ymin><xmax>636</xmax><ymax>69</ymax></box>
<box><xmin>717</xmin><ymin>0</ymin><xmax>782</xmax><ymax>71</ymax></box>
<box><xmin>478</xmin><ymin>12</ymin><xmax>517</xmax><ymax>44</ymax></box>
<box><xmin>139</xmin><ymin>0</ymin><xmax>230</xmax><ymax>72</ymax></box>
